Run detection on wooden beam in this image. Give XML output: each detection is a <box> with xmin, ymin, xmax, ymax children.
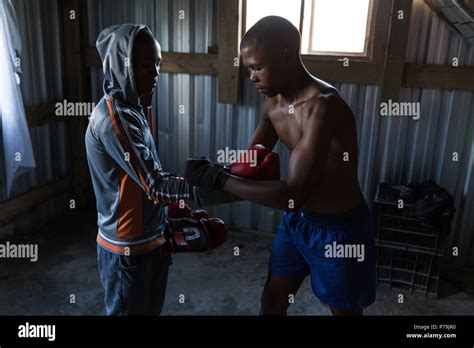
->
<box><xmin>465</xmin><ymin>0</ymin><xmax>474</xmax><ymax>12</ymax></box>
<box><xmin>217</xmin><ymin>0</ymin><xmax>242</xmax><ymax>104</ymax></box>
<box><xmin>369</xmin><ymin>0</ymin><xmax>413</xmax><ymax>201</ymax></box>
<box><xmin>0</xmin><ymin>178</ymin><xmax>71</xmax><ymax>226</ymax></box>
<box><xmin>85</xmin><ymin>47</ymin><xmax>218</xmax><ymax>75</ymax></box>
<box><xmin>85</xmin><ymin>49</ymin><xmax>474</xmax><ymax>90</ymax></box>
<box><xmin>371</xmin><ymin>0</ymin><xmax>393</xmax><ymax>65</ymax></box>
<box><xmin>160</xmin><ymin>52</ymin><xmax>218</xmax><ymax>75</ymax></box>
<box><xmin>403</xmin><ymin>63</ymin><xmax>474</xmax><ymax>91</ymax></box>
<box><xmin>60</xmin><ymin>0</ymin><xmax>92</xmax><ymax>206</ymax></box>
<box><xmin>302</xmin><ymin>57</ymin><xmax>384</xmax><ymax>85</ymax></box>
<box><xmin>25</xmin><ymin>103</ymin><xmax>57</xmax><ymax>128</ymax></box>
<box><xmin>380</xmin><ymin>0</ymin><xmax>413</xmax><ymax>103</ymax></box>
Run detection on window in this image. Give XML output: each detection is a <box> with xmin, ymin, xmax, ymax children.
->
<box><xmin>244</xmin><ymin>0</ymin><xmax>302</xmax><ymax>33</ymax></box>
<box><xmin>301</xmin><ymin>0</ymin><xmax>372</xmax><ymax>56</ymax></box>
<box><xmin>244</xmin><ymin>0</ymin><xmax>374</xmax><ymax>58</ymax></box>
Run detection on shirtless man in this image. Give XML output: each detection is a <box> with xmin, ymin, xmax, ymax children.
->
<box><xmin>184</xmin><ymin>16</ymin><xmax>376</xmax><ymax>315</ymax></box>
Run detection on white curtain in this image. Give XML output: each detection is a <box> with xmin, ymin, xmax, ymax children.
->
<box><xmin>0</xmin><ymin>0</ymin><xmax>35</xmax><ymax>197</ymax></box>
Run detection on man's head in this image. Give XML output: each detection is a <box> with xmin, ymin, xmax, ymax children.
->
<box><xmin>132</xmin><ymin>29</ymin><xmax>162</xmax><ymax>98</ymax></box>
<box><xmin>240</xmin><ymin>16</ymin><xmax>301</xmax><ymax>97</ymax></box>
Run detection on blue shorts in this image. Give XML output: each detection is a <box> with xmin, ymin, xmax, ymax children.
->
<box><xmin>269</xmin><ymin>201</ymin><xmax>376</xmax><ymax>310</ymax></box>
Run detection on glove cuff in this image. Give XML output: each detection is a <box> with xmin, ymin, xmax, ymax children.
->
<box><xmin>215</xmin><ymin>168</ymin><xmax>229</xmax><ymax>191</ymax></box>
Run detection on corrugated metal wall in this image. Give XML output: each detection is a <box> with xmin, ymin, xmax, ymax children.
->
<box><xmin>0</xmin><ymin>0</ymin><xmax>71</xmax><ymax>239</ymax></box>
<box><xmin>401</xmin><ymin>0</ymin><xmax>473</xmax><ymax>265</ymax></box>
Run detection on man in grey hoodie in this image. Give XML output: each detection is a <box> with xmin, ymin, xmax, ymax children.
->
<box><xmin>85</xmin><ymin>24</ymin><xmax>190</xmax><ymax>315</ymax></box>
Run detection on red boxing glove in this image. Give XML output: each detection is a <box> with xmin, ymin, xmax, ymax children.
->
<box><xmin>258</xmin><ymin>152</ymin><xmax>280</xmax><ymax>180</ymax></box>
<box><xmin>168</xmin><ymin>201</ymin><xmax>209</xmax><ymax>220</ymax></box>
<box><xmin>165</xmin><ymin>217</ymin><xmax>228</xmax><ymax>253</ymax></box>
<box><xmin>229</xmin><ymin>144</ymin><xmax>280</xmax><ymax>180</ymax></box>
<box><xmin>225</xmin><ymin>144</ymin><xmax>280</xmax><ymax>202</ymax></box>
<box><xmin>168</xmin><ymin>201</ymin><xmax>192</xmax><ymax>219</ymax></box>
<box><xmin>204</xmin><ymin>218</ymin><xmax>228</xmax><ymax>251</ymax></box>
<box><xmin>191</xmin><ymin>209</ymin><xmax>209</xmax><ymax>220</ymax></box>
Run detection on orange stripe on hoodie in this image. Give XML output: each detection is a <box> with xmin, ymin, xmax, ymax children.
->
<box><xmin>97</xmin><ymin>233</ymin><xmax>165</xmax><ymax>255</ymax></box>
<box><xmin>106</xmin><ymin>99</ymin><xmax>146</xmax><ymax>240</ymax></box>
<box><xmin>107</xmin><ymin>98</ymin><xmax>151</xmax><ymax>192</ymax></box>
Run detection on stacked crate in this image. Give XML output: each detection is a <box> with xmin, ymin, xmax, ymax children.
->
<box><xmin>374</xmin><ymin>183</ymin><xmax>446</xmax><ymax>298</ymax></box>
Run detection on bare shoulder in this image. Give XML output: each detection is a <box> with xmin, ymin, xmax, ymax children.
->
<box><xmin>303</xmin><ymin>88</ymin><xmax>340</xmax><ymax>126</ymax></box>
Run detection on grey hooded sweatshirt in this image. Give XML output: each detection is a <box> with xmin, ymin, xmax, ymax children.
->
<box><xmin>85</xmin><ymin>24</ymin><xmax>189</xmax><ymax>255</ymax></box>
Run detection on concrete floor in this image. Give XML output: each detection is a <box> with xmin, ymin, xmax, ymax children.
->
<box><xmin>0</xmin><ymin>209</ymin><xmax>473</xmax><ymax>315</ymax></box>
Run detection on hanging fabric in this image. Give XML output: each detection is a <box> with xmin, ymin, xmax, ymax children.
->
<box><xmin>0</xmin><ymin>0</ymin><xmax>36</xmax><ymax>197</ymax></box>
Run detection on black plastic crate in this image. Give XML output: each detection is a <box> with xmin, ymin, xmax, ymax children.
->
<box><xmin>376</xmin><ymin>242</ymin><xmax>442</xmax><ymax>298</ymax></box>
<box><xmin>373</xmin><ymin>183</ymin><xmax>448</xmax><ymax>298</ymax></box>
<box><xmin>375</xmin><ymin>183</ymin><xmax>412</xmax><ymax>204</ymax></box>
<box><xmin>375</xmin><ymin>204</ymin><xmax>444</xmax><ymax>253</ymax></box>
<box><xmin>374</xmin><ymin>184</ymin><xmax>446</xmax><ymax>253</ymax></box>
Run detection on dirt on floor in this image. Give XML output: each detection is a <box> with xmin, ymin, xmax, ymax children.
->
<box><xmin>0</xmin><ymin>209</ymin><xmax>473</xmax><ymax>315</ymax></box>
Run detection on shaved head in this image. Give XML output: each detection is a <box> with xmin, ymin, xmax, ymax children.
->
<box><xmin>240</xmin><ymin>16</ymin><xmax>304</xmax><ymax>97</ymax></box>
<box><xmin>240</xmin><ymin>16</ymin><xmax>301</xmax><ymax>56</ymax></box>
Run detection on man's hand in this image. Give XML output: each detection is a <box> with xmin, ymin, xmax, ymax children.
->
<box><xmin>184</xmin><ymin>156</ymin><xmax>229</xmax><ymax>192</ymax></box>
<box><xmin>149</xmin><ymin>172</ymin><xmax>190</xmax><ymax>205</ymax></box>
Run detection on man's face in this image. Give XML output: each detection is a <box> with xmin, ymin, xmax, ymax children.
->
<box><xmin>132</xmin><ymin>35</ymin><xmax>162</xmax><ymax>97</ymax></box>
<box><xmin>241</xmin><ymin>44</ymin><xmax>284</xmax><ymax>98</ymax></box>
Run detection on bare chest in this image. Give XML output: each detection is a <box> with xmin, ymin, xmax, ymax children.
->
<box><xmin>268</xmin><ymin>109</ymin><xmax>304</xmax><ymax>151</ymax></box>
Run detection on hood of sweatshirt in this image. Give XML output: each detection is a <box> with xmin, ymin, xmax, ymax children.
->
<box><xmin>96</xmin><ymin>23</ymin><xmax>154</xmax><ymax>106</ymax></box>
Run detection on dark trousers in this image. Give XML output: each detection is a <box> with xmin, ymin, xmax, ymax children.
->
<box><xmin>97</xmin><ymin>244</ymin><xmax>171</xmax><ymax>315</ymax></box>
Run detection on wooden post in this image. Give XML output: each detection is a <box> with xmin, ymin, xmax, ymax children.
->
<box><xmin>217</xmin><ymin>0</ymin><xmax>242</xmax><ymax>104</ymax></box>
<box><xmin>370</xmin><ymin>0</ymin><xmax>413</xmax><ymax>198</ymax></box>
<box><xmin>380</xmin><ymin>0</ymin><xmax>413</xmax><ymax>103</ymax></box>
<box><xmin>60</xmin><ymin>0</ymin><xmax>92</xmax><ymax>207</ymax></box>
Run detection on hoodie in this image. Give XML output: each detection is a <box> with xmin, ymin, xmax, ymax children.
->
<box><xmin>85</xmin><ymin>24</ymin><xmax>178</xmax><ymax>255</ymax></box>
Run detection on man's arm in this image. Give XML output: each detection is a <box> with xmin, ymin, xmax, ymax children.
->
<box><xmin>223</xmin><ymin>99</ymin><xmax>332</xmax><ymax>211</ymax></box>
<box><xmin>99</xmin><ymin>100</ymin><xmax>190</xmax><ymax>203</ymax></box>
<box><xmin>250</xmin><ymin>102</ymin><xmax>279</xmax><ymax>151</ymax></box>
